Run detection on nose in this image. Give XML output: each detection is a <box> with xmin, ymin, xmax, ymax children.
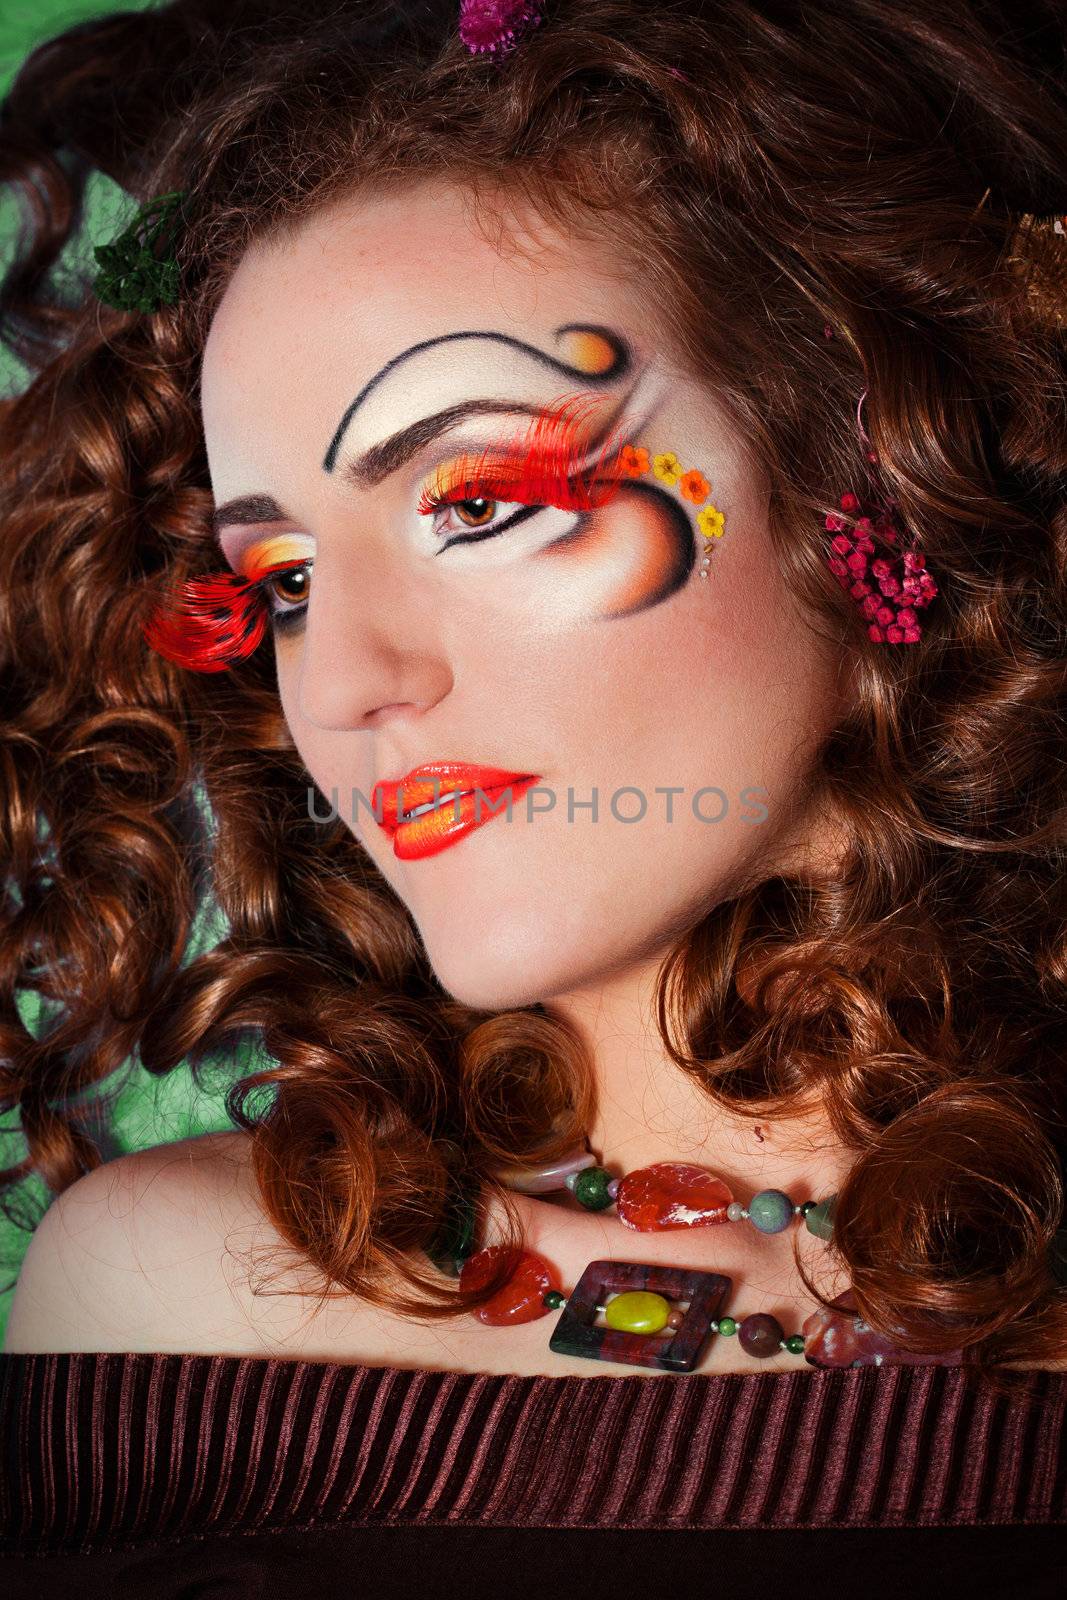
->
<box><xmin>292</xmin><ymin>541</ymin><xmax>453</xmax><ymax>731</ymax></box>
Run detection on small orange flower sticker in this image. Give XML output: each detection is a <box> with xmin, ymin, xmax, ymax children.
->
<box><xmin>678</xmin><ymin>469</ymin><xmax>710</xmax><ymax>504</ymax></box>
<box><xmin>620</xmin><ymin>444</ymin><xmax>649</xmax><ymax>476</ymax></box>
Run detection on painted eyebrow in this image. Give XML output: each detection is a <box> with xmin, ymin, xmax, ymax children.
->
<box><xmin>322</xmin><ymin>325</ymin><xmax>631</xmax><ymax>473</ymax></box>
<box><xmin>211</xmin><ymin>492</ymin><xmax>291</xmax><ymax>545</ymax></box>
<box><xmin>211</xmin><ymin>400</ymin><xmax>569</xmax><ymax>545</ymax></box>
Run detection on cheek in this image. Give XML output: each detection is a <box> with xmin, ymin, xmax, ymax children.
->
<box><xmin>455</xmin><ymin>482</ymin><xmax>696</xmax><ymax>629</ymax></box>
<box><xmin>541</xmin><ymin>481</ymin><xmax>696</xmax><ymax>620</ymax></box>
<box><xmin>274</xmin><ymin>663</ymin><xmax>363</xmax><ymax>799</ymax></box>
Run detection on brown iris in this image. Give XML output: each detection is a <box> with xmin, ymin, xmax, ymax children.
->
<box><xmin>455</xmin><ymin>496</ymin><xmax>497</xmax><ymax>527</ymax></box>
<box><xmin>267</xmin><ymin>567</ymin><xmax>311</xmax><ymax>604</ymax></box>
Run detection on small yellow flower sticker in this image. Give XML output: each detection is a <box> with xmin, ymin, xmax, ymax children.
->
<box><xmin>678</xmin><ymin>469</ymin><xmax>710</xmax><ymax>504</ymax></box>
<box><xmin>652</xmin><ymin>451</ymin><xmax>682</xmax><ymax>486</ymax></box>
<box><xmin>697</xmin><ymin>503</ymin><xmax>725</xmax><ymax>539</ymax></box>
<box><xmin>620</xmin><ymin>444</ymin><xmax>649</xmax><ymax>476</ymax></box>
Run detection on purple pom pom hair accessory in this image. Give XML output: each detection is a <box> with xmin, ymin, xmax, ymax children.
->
<box><xmin>459</xmin><ymin>0</ymin><xmax>544</xmax><ymax>56</ymax></box>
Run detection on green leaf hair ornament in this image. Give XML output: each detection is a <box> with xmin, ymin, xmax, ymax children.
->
<box><xmin>91</xmin><ymin>190</ymin><xmax>186</xmax><ymax>313</ymax></box>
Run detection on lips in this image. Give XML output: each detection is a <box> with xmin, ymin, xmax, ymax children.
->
<box><xmin>371</xmin><ymin>762</ymin><xmax>541</xmax><ymax>860</ymax></box>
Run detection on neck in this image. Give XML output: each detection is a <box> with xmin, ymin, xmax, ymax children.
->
<box><xmin>541</xmin><ymin>956</ymin><xmax>853</xmax><ymax>1205</ymax></box>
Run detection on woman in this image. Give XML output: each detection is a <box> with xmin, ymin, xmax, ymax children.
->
<box><xmin>1</xmin><ymin>0</ymin><xmax>1065</xmax><ymax>1590</ymax></box>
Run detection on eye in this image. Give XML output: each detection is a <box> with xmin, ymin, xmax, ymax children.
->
<box><xmin>433</xmin><ymin>493</ymin><xmax>543</xmax><ymax>547</ymax></box>
<box><xmin>416</xmin><ymin>425</ymin><xmax>629</xmax><ymax>552</ymax></box>
<box><xmin>453</xmin><ymin>495</ymin><xmax>498</xmax><ymax>528</ymax></box>
<box><xmin>254</xmin><ymin>558</ymin><xmax>313</xmax><ymax>624</ymax></box>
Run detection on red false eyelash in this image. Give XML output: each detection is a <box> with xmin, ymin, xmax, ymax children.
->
<box><xmin>143</xmin><ymin>555</ymin><xmax>307</xmax><ymax>673</ymax></box>
<box><xmin>416</xmin><ymin>391</ymin><xmax>631</xmax><ymax>517</ymax></box>
<box><xmin>143</xmin><ymin>570</ymin><xmax>267</xmax><ymax>672</ymax></box>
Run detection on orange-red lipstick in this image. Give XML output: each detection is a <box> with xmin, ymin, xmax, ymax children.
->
<box><xmin>372</xmin><ymin>762</ymin><xmax>541</xmax><ymax>860</ymax></box>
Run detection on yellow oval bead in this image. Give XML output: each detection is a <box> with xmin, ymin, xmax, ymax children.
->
<box><xmin>603</xmin><ymin>1290</ymin><xmax>672</xmax><ymax>1334</ymax></box>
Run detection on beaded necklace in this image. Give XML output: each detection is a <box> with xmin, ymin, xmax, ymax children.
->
<box><xmin>424</xmin><ymin>1146</ymin><xmax>962</xmax><ymax>1373</ymax></box>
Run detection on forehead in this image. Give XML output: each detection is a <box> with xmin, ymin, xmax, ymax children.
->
<box><xmin>200</xmin><ymin>181</ymin><xmax>649</xmax><ymax>478</ymax></box>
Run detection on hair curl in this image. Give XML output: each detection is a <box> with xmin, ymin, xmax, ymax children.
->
<box><xmin>2</xmin><ymin>0</ymin><xmax>1066</xmax><ymax>1396</ymax></box>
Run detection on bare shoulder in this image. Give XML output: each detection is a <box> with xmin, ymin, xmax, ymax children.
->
<box><xmin>2</xmin><ymin>1130</ymin><xmax>336</xmax><ymax>1357</ymax></box>
<box><xmin>9</xmin><ymin>1135</ymin><xmax>1065</xmax><ymax>1377</ymax></box>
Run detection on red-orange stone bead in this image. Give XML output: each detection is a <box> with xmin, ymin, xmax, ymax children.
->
<box><xmin>459</xmin><ymin>1245</ymin><xmax>559</xmax><ymax>1325</ymax></box>
<box><xmin>801</xmin><ymin>1304</ymin><xmax>966</xmax><ymax>1368</ymax></box>
<box><xmin>614</xmin><ymin>1162</ymin><xmax>734</xmax><ymax>1231</ymax></box>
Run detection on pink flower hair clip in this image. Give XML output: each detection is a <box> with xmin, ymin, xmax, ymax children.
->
<box><xmin>459</xmin><ymin>0</ymin><xmax>545</xmax><ymax>56</ymax></box>
<box><xmin>825</xmin><ymin>490</ymin><xmax>939</xmax><ymax>643</ymax></box>
<box><xmin>819</xmin><ymin>366</ymin><xmax>941</xmax><ymax>644</ymax></box>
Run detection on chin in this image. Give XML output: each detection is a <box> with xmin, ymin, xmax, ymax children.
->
<box><xmin>424</xmin><ymin>946</ymin><xmax>551</xmax><ymax>1012</ymax></box>
<box><xmin>420</xmin><ymin>915</ymin><xmax>578</xmax><ymax>1012</ymax></box>
<box><xmin>431</xmin><ymin>968</ymin><xmax>545</xmax><ymax>1012</ymax></box>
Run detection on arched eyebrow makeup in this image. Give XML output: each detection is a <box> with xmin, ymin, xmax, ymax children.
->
<box><xmin>322</xmin><ymin>323</ymin><xmax>633</xmax><ymax>477</ymax></box>
<box><xmin>211</xmin><ymin>324</ymin><xmax>637</xmax><ymax>548</ymax></box>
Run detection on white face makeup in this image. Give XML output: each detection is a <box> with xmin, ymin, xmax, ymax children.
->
<box><xmin>201</xmin><ymin>180</ymin><xmax>847</xmax><ymax>1011</ymax></box>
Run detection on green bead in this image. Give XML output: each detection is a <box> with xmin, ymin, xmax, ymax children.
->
<box><xmin>785</xmin><ymin>1334</ymin><xmax>806</xmax><ymax>1355</ymax></box>
<box><xmin>424</xmin><ymin>1180</ymin><xmax>478</xmax><ymax>1276</ymax></box>
<box><xmin>748</xmin><ymin>1189</ymin><xmax>795</xmax><ymax>1234</ymax></box>
<box><xmin>543</xmin><ymin>1289</ymin><xmax>565</xmax><ymax>1309</ymax></box>
<box><xmin>717</xmin><ymin>1315</ymin><xmax>737</xmax><ymax>1336</ymax></box>
<box><xmin>804</xmin><ymin>1194</ymin><xmax>837</xmax><ymax>1240</ymax></box>
<box><xmin>573</xmin><ymin>1166</ymin><xmax>614</xmax><ymax>1211</ymax></box>
<box><xmin>604</xmin><ymin>1290</ymin><xmax>671</xmax><ymax>1334</ymax></box>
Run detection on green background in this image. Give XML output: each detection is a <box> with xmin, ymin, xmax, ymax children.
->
<box><xmin>0</xmin><ymin>3</ymin><xmax>153</xmax><ymax>398</ymax></box>
<box><xmin>0</xmin><ymin>1</ymin><xmax>253</xmax><ymax>1344</ymax></box>
<box><xmin>0</xmin><ymin>0</ymin><xmax>148</xmax><ymax>97</ymax></box>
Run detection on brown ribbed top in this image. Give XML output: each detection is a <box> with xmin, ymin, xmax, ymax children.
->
<box><xmin>1</xmin><ymin>1351</ymin><xmax>1065</xmax><ymax>1564</ymax></box>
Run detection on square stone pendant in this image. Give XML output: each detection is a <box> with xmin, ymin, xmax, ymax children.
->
<box><xmin>547</xmin><ymin>1259</ymin><xmax>732</xmax><ymax>1372</ymax></box>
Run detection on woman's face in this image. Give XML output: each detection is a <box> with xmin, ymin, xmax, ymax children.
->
<box><xmin>201</xmin><ymin>181</ymin><xmax>847</xmax><ymax>1010</ymax></box>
